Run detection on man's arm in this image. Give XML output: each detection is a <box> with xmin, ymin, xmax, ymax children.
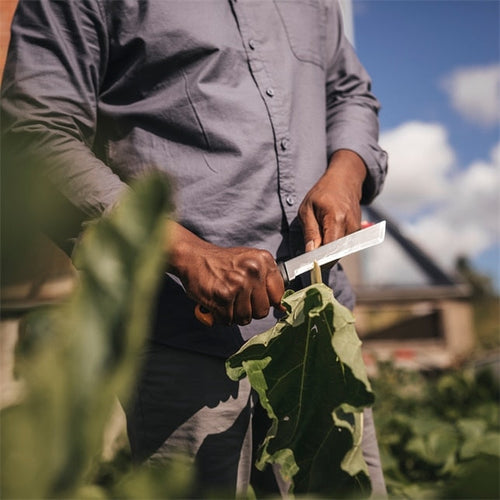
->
<box><xmin>1</xmin><ymin>0</ymin><xmax>128</xmax><ymax>230</ymax></box>
<box><xmin>298</xmin><ymin>1</ymin><xmax>388</xmax><ymax>250</ymax></box>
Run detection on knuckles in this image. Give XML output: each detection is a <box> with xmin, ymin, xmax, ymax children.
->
<box><xmin>238</xmin><ymin>249</ymin><xmax>276</xmax><ymax>280</ymax></box>
<box><xmin>240</xmin><ymin>257</ymin><xmax>263</xmax><ymax>280</ymax></box>
<box><xmin>196</xmin><ymin>246</ymin><xmax>281</xmax><ymax>326</ymax></box>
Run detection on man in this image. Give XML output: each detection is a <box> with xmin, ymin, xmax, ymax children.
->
<box><xmin>2</xmin><ymin>0</ymin><xmax>388</xmax><ymax>497</ymax></box>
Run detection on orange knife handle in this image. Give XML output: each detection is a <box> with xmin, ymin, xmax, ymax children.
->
<box><xmin>195</xmin><ymin>304</ymin><xmax>215</xmax><ymax>327</ymax></box>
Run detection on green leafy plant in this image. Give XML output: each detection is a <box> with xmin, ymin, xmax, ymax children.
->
<box><xmin>373</xmin><ymin>362</ymin><xmax>500</xmax><ymax>499</ymax></box>
<box><xmin>227</xmin><ymin>283</ymin><xmax>374</xmax><ymax>498</ymax></box>
<box><xmin>0</xmin><ymin>174</ymin><xmax>192</xmax><ymax>499</ymax></box>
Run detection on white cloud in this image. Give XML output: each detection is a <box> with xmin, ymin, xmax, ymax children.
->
<box><xmin>491</xmin><ymin>142</ymin><xmax>500</xmax><ymax>166</ymax></box>
<box><xmin>364</xmin><ymin>238</ymin><xmax>432</xmax><ymax>287</ymax></box>
<box><xmin>442</xmin><ymin>64</ymin><xmax>500</xmax><ymax>127</ymax></box>
<box><xmin>407</xmin><ymin>216</ymin><xmax>493</xmax><ymax>273</ymax></box>
<box><xmin>377</xmin><ymin>121</ymin><xmax>499</xmax><ymax>278</ymax></box>
<box><xmin>443</xmin><ymin>159</ymin><xmax>500</xmax><ymax>237</ymax></box>
<box><xmin>378</xmin><ymin>122</ymin><xmax>455</xmax><ymax>215</ymax></box>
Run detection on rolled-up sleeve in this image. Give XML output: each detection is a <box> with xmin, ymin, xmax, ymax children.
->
<box><xmin>1</xmin><ymin>0</ymin><xmax>128</xmax><ymax>221</ymax></box>
<box><xmin>325</xmin><ymin>1</ymin><xmax>388</xmax><ymax>204</ymax></box>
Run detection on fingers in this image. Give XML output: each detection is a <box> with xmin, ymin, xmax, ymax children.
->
<box><xmin>299</xmin><ymin>200</ymin><xmax>323</xmax><ymax>252</ymax></box>
<box><xmin>266</xmin><ymin>266</ymin><xmax>286</xmax><ymax>312</ymax></box>
<box><xmin>299</xmin><ymin>192</ymin><xmax>361</xmax><ymax>249</ymax></box>
<box><xmin>230</xmin><ymin>276</ymin><xmax>282</xmax><ymax>326</ymax></box>
<box><xmin>204</xmin><ymin>249</ymin><xmax>285</xmax><ymax>326</ymax></box>
<box><xmin>321</xmin><ymin>205</ymin><xmax>361</xmax><ymax>243</ymax></box>
<box><xmin>298</xmin><ymin>151</ymin><xmax>366</xmax><ymax>250</ymax></box>
<box><xmin>233</xmin><ymin>286</ymin><xmax>253</xmax><ymax>326</ymax></box>
<box><xmin>243</xmin><ymin>254</ymin><xmax>285</xmax><ymax>324</ymax></box>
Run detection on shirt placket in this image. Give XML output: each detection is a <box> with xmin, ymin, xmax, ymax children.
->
<box><xmin>230</xmin><ymin>0</ymin><xmax>297</xmax><ymax>226</ymax></box>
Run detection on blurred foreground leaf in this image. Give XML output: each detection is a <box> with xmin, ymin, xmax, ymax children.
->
<box><xmin>0</xmin><ymin>174</ymin><xmax>173</xmax><ymax>499</ymax></box>
<box><xmin>227</xmin><ymin>283</ymin><xmax>374</xmax><ymax>498</ymax></box>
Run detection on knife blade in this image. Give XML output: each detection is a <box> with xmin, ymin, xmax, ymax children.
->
<box><xmin>195</xmin><ymin>221</ymin><xmax>386</xmax><ymax>326</ymax></box>
<box><xmin>277</xmin><ymin>220</ymin><xmax>386</xmax><ymax>284</ymax></box>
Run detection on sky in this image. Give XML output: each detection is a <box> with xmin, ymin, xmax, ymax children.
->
<box><xmin>350</xmin><ymin>0</ymin><xmax>500</xmax><ymax>290</ymax></box>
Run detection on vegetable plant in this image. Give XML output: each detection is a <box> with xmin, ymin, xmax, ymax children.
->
<box><xmin>227</xmin><ymin>283</ymin><xmax>375</xmax><ymax>498</ymax></box>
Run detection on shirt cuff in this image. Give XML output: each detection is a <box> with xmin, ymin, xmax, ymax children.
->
<box><xmin>327</xmin><ymin>131</ymin><xmax>388</xmax><ymax>204</ymax></box>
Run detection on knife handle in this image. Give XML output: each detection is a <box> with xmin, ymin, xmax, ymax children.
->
<box><xmin>195</xmin><ymin>304</ymin><xmax>215</xmax><ymax>327</ymax></box>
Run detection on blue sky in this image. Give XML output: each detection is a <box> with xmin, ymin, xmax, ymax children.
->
<box><xmin>351</xmin><ymin>0</ymin><xmax>500</xmax><ymax>289</ymax></box>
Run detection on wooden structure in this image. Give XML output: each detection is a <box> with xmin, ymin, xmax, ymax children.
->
<box><xmin>344</xmin><ymin>206</ymin><xmax>475</xmax><ymax>372</ymax></box>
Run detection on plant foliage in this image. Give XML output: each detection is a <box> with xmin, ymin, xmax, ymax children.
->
<box><xmin>373</xmin><ymin>362</ymin><xmax>500</xmax><ymax>499</ymax></box>
<box><xmin>227</xmin><ymin>283</ymin><xmax>374</xmax><ymax>498</ymax></box>
<box><xmin>0</xmin><ymin>174</ymin><xmax>181</xmax><ymax>499</ymax></box>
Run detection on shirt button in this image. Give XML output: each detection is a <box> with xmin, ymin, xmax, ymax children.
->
<box><xmin>281</xmin><ymin>138</ymin><xmax>290</xmax><ymax>151</ymax></box>
<box><xmin>286</xmin><ymin>195</ymin><xmax>295</xmax><ymax>206</ymax></box>
<box><xmin>266</xmin><ymin>87</ymin><xmax>275</xmax><ymax>97</ymax></box>
<box><xmin>248</xmin><ymin>39</ymin><xmax>256</xmax><ymax>50</ymax></box>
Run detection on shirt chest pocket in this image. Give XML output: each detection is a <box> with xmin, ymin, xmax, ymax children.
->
<box><xmin>274</xmin><ymin>0</ymin><xmax>325</xmax><ymax>69</ymax></box>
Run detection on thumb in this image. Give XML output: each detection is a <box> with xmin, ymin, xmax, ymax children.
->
<box><xmin>300</xmin><ymin>205</ymin><xmax>322</xmax><ymax>252</ymax></box>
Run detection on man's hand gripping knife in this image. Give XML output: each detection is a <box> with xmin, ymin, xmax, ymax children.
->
<box><xmin>166</xmin><ymin>222</ymin><xmax>285</xmax><ymax>327</ymax></box>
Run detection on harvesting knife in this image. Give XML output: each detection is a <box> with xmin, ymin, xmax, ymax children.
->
<box><xmin>277</xmin><ymin>220</ymin><xmax>386</xmax><ymax>285</ymax></box>
<box><xmin>195</xmin><ymin>221</ymin><xmax>386</xmax><ymax>326</ymax></box>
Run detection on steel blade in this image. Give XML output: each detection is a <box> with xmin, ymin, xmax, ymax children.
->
<box><xmin>281</xmin><ymin>221</ymin><xmax>386</xmax><ymax>282</ymax></box>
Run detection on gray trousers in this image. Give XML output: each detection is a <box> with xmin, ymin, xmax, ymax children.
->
<box><xmin>126</xmin><ymin>344</ymin><xmax>387</xmax><ymax>498</ymax></box>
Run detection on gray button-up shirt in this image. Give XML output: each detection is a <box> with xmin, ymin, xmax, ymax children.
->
<box><xmin>2</xmin><ymin>0</ymin><xmax>387</xmax><ymax>356</ymax></box>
